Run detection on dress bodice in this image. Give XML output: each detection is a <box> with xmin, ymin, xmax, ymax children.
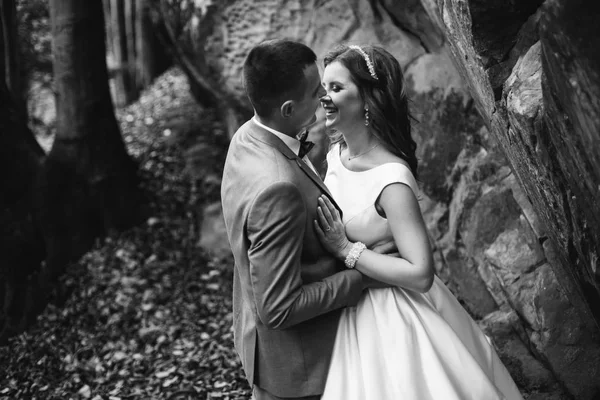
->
<box><xmin>324</xmin><ymin>143</ymin><xmax>420</xmax><ymax>247</ymax></box>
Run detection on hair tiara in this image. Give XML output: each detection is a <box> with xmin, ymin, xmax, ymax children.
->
<box><xmin>348</xmin><ymin>45</ymin><xmax>378</xmax><ymax>80</ymax></box>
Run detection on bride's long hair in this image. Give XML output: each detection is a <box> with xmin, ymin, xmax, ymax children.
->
<box><xmin>323</xmin><ymin>45</ymin><xmax>419</xmax><ymax>179</ymax></box>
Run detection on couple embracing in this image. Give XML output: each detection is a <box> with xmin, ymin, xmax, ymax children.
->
<box><xmin>221</xmin><ymin>39</ymin><xmax>523</xmax><ymax>400</ymax></box>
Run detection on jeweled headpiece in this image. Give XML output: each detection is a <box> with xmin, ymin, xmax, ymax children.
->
<box><xmin>348</xmin><ymin>45</ymin><xmax>378</xmax><ymax>80</ymax></box>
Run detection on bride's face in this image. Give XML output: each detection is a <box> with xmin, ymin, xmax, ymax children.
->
<box><xmin>321</xmin><ymin>61</ymin><xmax>365</xmax><ymax>131</ymax></box>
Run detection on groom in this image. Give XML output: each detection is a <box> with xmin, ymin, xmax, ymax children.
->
<box><xmin>221</xmin><ymin>39</ymin><xmax>369</xmax><ymax>400</ymax></box>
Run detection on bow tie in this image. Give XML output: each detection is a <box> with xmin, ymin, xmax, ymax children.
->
<box><xmin>297</xmin><ymin>129</ymin><xmax>315</xmax><ymax>158</ymax></box>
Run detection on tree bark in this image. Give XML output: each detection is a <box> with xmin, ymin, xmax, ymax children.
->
<box><xmin>0</xmin><ymin>0</ymin><xmax>5</xmax><ymax>81</ymax></box>
<box><xmin>125</xmin><ymin>0</ymin><xmax>137</xmax><ymax>90</ymax></box>
<box><xmin>109</xmin><ymin>0</ymin><xmax>134</xmax><ymax>105</ymax></box>
<box><xmin>104</xmin><ymin>0</ymin><xmax>168</xmax><ymax>102</ymax></box>
<box><xmin>0</xmin><ymin>77</ymin><xmax>47</xmax><ymax>342</ymax></box>
<box><xmin>103</xmin><ymin>0</ymin><xmax>113</xmax><ymax>60</ymax></box>
<box><xmin>135</xmin><ymin>0</ymin><xmax>164</xmax><ymax>87</ymax></box>
<box><xmin>1</xmin><ymin>0</ymin><xmax>24</xmax><ymax>115</ymax></box>
<box><xmin>43</xmin><ymin>0</ymin><xmax>144</xmax><ymax>279</ymax></box>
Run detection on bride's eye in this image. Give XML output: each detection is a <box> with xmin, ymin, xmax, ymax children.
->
<box><xmin>331</xmin><ymin>84</ymin><xmax>341</xmax><ymax>92</ymax></box>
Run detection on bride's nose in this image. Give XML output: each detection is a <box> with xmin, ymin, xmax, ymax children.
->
<box><xmin>320</xmin><ymin>94</ymin><xmax>332</xmax><ymax>104</ymax></box>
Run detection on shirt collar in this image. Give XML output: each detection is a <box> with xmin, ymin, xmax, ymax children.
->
<box><xmin>253</xmin><ymin>117</ymin><xmax>301</xmax><ymax>155</ymax></box>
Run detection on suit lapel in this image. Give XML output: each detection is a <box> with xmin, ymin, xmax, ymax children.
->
<box><xmin>247</xmin><ymin>121</ymin><xmax>342</xmax><ymax>215</ymax></box>
<box><xmin>293</xmin><ymin>158</ymin><xmax>335</xmax><ymax>199</ymax></box>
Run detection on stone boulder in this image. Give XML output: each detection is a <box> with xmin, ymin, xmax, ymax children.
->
<box><xmin>420</xmin><ymin>0</ymin><xmax>600</xmax><ymax>397</ymax></box>
<box><xmin>200</xmin><ymin>0</ymin><xmax>425</xmax><ymax>105</ymax></box>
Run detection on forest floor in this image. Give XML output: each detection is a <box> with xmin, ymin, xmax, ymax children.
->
<box><xmin>0</xmin><ymin>68</ymin><xmax>252</xmax><ymax>400</ymax></box>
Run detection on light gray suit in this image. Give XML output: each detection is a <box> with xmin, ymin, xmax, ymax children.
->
<box><xmin>221</xmin><ymin>120</ymin><xmax>364</xmax><ymax>398</ymax></box>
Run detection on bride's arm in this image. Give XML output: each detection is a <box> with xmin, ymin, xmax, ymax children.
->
<box><xmin>316</xmin><ymin>184</ymin><xmax>434</xmax><ymax>293</ymax></box>
<box><xmin>355</xmin><ymin>183</ymin><xmax>434</xmax><ymax>292</ymax></box>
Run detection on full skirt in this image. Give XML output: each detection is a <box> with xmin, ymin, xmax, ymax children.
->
<box><xmin>322</xmin><ymin>277</ymin><xmax>523</xmax><ymax>400</ymax></box>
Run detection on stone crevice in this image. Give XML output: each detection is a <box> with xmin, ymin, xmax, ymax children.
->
<box><xmin>377</xmin><ymin>0</ymin><xmax>431</xmax><ymax>53</ymax></box>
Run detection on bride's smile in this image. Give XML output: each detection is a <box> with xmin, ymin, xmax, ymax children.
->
<box><xmin>321</xmin><ymin>61</ymin><xmax>365</xmax><ymax>130</ymax></box>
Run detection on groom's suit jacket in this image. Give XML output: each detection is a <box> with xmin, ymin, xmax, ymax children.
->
<box><xmin>221</xmin><ymin>120</ymin><xmax>364</xmax><ymax>397</ymax></box>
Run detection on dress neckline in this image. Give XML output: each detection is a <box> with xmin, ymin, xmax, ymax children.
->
<box><xmin>336</xmin><ymin>143</ymin><xmax>411</xmax><ymax>174</ymax></box>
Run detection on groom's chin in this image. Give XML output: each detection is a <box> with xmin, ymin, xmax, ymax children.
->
<box><xmin>304</xmin><ymin>114</ymin><xmax>317</xmax><ymax>128</ymax></box>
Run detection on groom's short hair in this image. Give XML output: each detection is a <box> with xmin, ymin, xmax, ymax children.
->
<box><xmin>243</xmin><ymin>39</ymin><xmax>317</xmax><ymax>117</ymax></box>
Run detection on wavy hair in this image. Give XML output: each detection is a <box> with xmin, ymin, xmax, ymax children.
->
<box><xmin>323</xmin><ymin>44</ymin><xmax>418</xmax><ymax>178</ymax></box>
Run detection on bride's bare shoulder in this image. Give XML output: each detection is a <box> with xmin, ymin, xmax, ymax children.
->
<box><xmin>374</xmin><ymin>148</ymin><xmax>410</xmax><ymax>169</ymax></box>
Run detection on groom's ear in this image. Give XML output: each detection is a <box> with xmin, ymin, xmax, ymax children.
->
<box><xmin>281</xmin><ymin>101</ymin><xmax>294</xmax><ymax>118</ymax></box>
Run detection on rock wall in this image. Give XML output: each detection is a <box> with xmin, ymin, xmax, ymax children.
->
<box><xmin>187</xmin><ymin>0</ymin><xmax>600</xmax><ymax>397</ymax></box>
<box><xmin>419</xmin><ymin>0</ymin><xmax>600</xmax><ymax>397</ymax></box>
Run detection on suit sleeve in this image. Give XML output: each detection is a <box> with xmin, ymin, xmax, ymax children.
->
<box><xmin>247</xmin><ymin>181</ymin><xmax>363</xmax><ymax>330</ymax></box>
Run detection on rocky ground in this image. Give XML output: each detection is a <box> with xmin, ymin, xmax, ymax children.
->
<box><xmin>0</xmin><ymin>68</ymin><xmax>252</xmax><ymax>400</ymax></box>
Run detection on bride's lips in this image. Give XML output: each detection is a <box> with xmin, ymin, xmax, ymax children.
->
<box><xmin>321</xmin><ymin>104</ymin><xmax>337</xmax><ymax>117</ymax></box>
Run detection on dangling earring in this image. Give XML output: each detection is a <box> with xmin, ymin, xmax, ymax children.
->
<box><xmin>364</xmin><ymin>107</ymin><xmax>370</xmax><ymax>126</ymax></box>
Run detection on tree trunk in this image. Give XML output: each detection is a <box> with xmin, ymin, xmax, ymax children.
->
<box><xmin>1</xmin><ymin>0</ymin><xmax>24</xmax><ymax>115</ymax></box>
<box><xmin>135</xmin><ymin>0</ymin><xmax>165</xmax><ymax>87</ymax></box>
<box><xmin>109</xmin><ymin>0</ymin><xmax>134</xmax><ymax>105</ymax></box>
<box><xmin>0</xmin><ymin>76</ymin><xmax>47</xmax><ymax>342</ymax></box>
<box><xmin>125</xmin><ymin>0</ymin><xmax>136</xmax><ymax>90</ymax></box>
<box><xmin>103</xmin><ymin>0</ymin><xmax>113</xmax><ymax>61</ymax></box>
<box><xmin>104</xmin><ymin>0</ymin><xmax>168</xmax><ymax>102</ymax></box>
<box><xmin>43</xmin><ymin>0</ymin><xmax>144</xmax><ymax>279</ymax></box>
<box><xmin>0</xmin><ymin>0</ymin><xmax>5</xmax><ymax>81</ymax></box>
<box><xmin>1</xmin><ymin>0</ymin><xmax>17</xmax><ymax>92</ymax></box>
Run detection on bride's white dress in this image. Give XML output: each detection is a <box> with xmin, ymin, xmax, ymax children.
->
<box><xmin>322</xmin><ymin>143</ymin><xmax>523</xmax><ymax>400</ymax></box>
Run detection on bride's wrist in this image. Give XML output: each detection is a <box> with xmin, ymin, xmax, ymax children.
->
<box><xmin>342</xmin><ymin>242</ymin><xmax>367</xmax><ymax>269</ymax></box>
<box><xmin>337</xmin><ymin>241</ymin><xmax>353</xmax><ymax>261</ymax></box>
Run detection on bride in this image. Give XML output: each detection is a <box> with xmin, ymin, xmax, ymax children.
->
<box><xmin>314</xmin><ymin>44</ymin><xmax>523</xmax><ymax>400</ymax></box>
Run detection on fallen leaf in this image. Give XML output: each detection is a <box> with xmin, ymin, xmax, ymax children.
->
<box><xmin>78</xmin><ymin>384</ymin><xmax>91</xmax><ymax>398</ymax></box>
<box><xmin>155</xmin><ymin>366</ymin><xmax>177</xmax><ymax>379</ymax></box>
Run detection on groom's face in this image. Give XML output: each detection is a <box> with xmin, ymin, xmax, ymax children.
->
<box><xmin>290</xmin><ymin>63</ymin><xmax>326</xmax><ymax>130</ymax></box>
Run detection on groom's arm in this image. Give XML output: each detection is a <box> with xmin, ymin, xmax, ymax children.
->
<box><xmin>247</xmin><ymin>181</ymin><xmax>364</xmax><ymax>330</ymax></box>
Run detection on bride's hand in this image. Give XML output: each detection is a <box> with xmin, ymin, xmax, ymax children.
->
<box><xmin>314</xmin><ymin>195</ymin><xmax>351</xmax><ymax>260</ymax></box>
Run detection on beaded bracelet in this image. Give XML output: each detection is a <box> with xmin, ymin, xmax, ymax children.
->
<box><xmin>345</xmin><ymin>242</ymin><xmax>367</xmax><ymax>269</ymax></box>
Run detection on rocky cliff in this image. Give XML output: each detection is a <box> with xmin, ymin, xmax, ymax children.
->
<box><xmin>420</xmin><ymin>0</ymin><xmax>600</xmax><ymax>397</ymax></box>
<box><xmin>183</xmin><ymin>0</ymin><xmax>600</xmax><ymax>397</ymax></box>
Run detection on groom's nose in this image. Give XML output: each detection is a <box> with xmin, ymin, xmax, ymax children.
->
<box><xmin>317</xmin><ymin>86</ymin><xmax>326</xmax><ymax>98</ymax></box>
